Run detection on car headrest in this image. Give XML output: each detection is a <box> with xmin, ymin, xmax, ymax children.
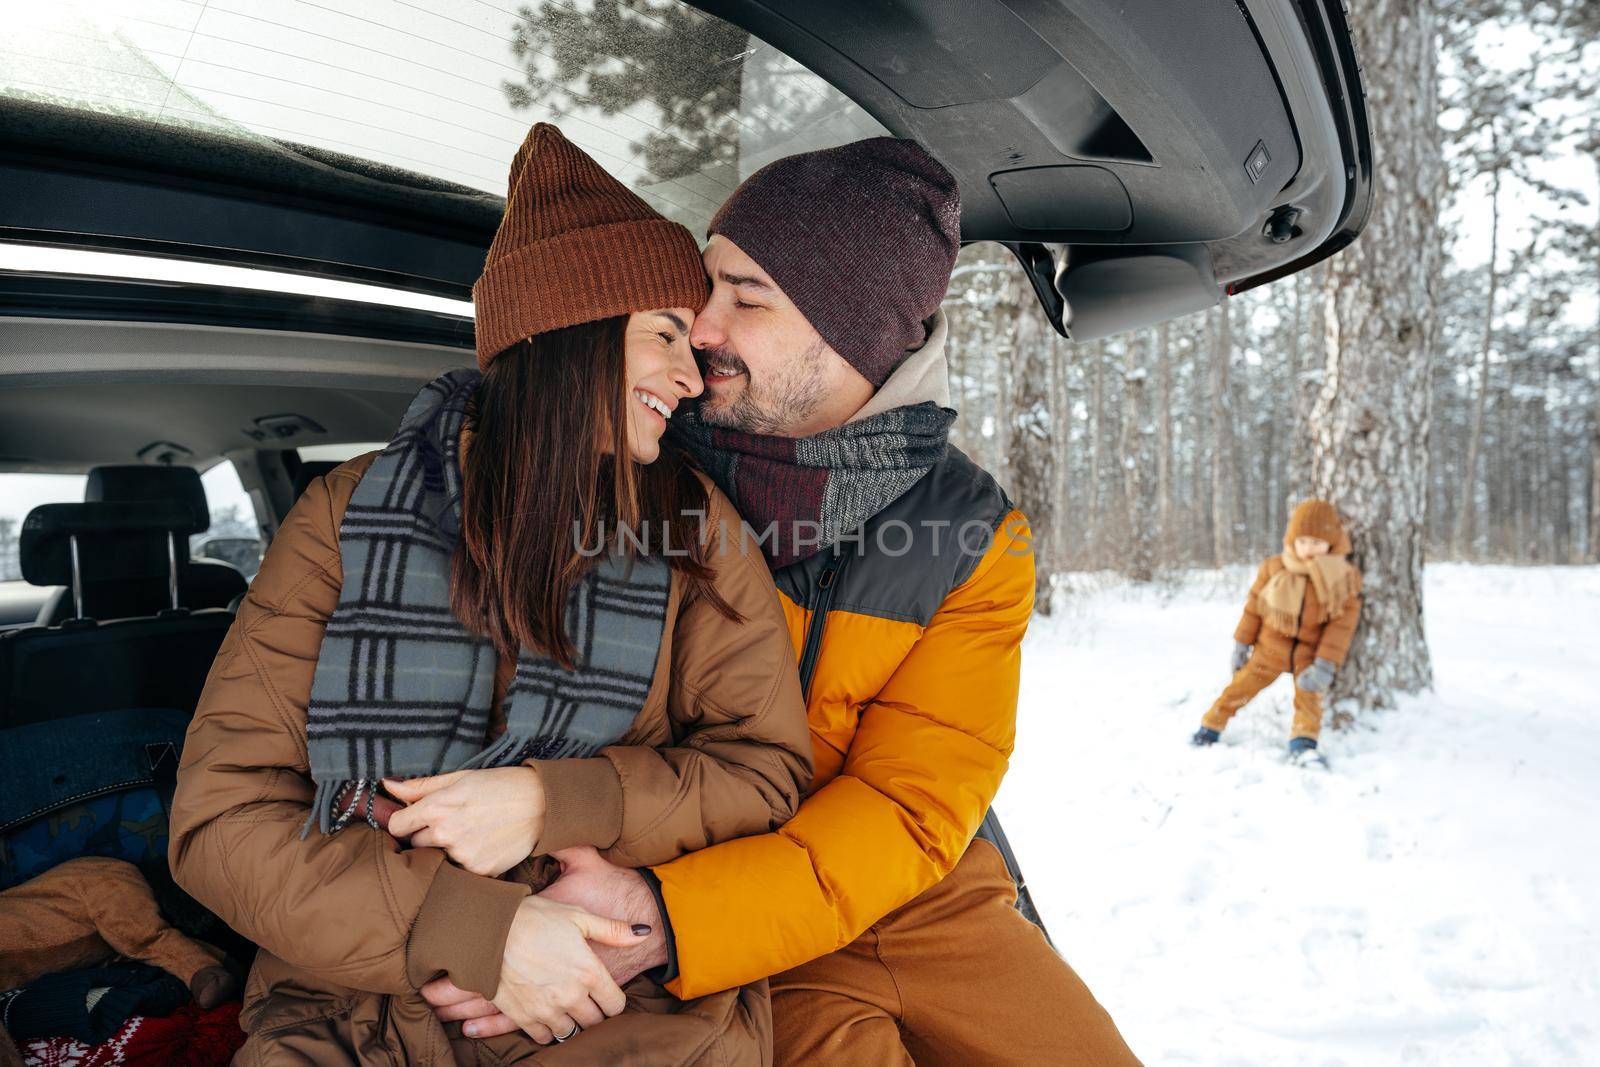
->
<box><xmin>20</xmin><ymin>501</ymin><xmax>204</xmax><ymax>588</ymax></box>
<box><xmin>85</xmin><ymin>465</ymin><xmax>210</xmax><ymax>532</ymax></box>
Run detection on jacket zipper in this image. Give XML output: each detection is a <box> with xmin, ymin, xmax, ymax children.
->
<box><xmin>798</xmin><ymin>554</ymin><xmax>846</xmax><ymax>700</ymax></box>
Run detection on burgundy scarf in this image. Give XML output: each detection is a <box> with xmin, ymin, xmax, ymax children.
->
<box><xmin>669</xmin><ymin>401</ymin><xmax>956</xmax><ymax>568</ymax></box>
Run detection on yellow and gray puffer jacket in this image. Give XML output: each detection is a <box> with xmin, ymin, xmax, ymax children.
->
<box><xmin>651</xmin><ymin>312</ymin><xmax>1035</xmax><ymax>998</ymax></box>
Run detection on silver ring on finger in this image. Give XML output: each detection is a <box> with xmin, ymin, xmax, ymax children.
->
<box><xmin>553</xmin><ymin>1021</ymin><xmax>580</xmax><ymax>1043</ymax></box>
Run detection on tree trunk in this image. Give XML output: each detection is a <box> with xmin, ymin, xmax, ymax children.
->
<box><xmin>1288</xmin><ymin>271</ymin><xmax>1308</xmax><ymax>504</ymax></box>
<box><xmin>1048</xmin><ymin>332</ymin><xmax>1074</xmax><ymax>569</ymax></box>
<box><xmin>1310</xmin><ymin>0</ymin><xmax>1441</xmax><ymax>712</ymax></box>
<box><xmin>1452</xmin><ymin>155</ymin><xmax>1502</xmax><ymax>556</ymax></box>
<box><xmin>992</xmin><ymin>323</ymin><xmax>1013</xmax><ymax>488</ymax></box>
<box><xmin>1591</xmin><ymin>400</ymin><xmax>1600</xmax><ymax>563</ymax></box>
<box><xmin>1088</xmin><ymin>339</ymin><xmax>1107</xmax><ymax>561</ymax></box>
<box><xmin>1121</xmin><ymin>333</ymin><xmax>1156</xmax><ymax>581</ymax></box>
<box><xmin>1210</xmin><ymin>302</ymin><xmax>1237</xmax><ymax>566</ymax></box>
<box><xmin>1192</xmin><ymin>322</ymin><xmax>1213</xmax><ymax>561</ymax></box>
<box><xmin>1590</xmin><ymin>140</ymin><xmax>1600</xmax><ymax>563</ymax></box>
<box><xmin>1156</xmin><ymin>321</ymin><xmax>1175</xmax><ymax>555</ymax></box>
<box><xmin>1002</xmin><ymin>276</ymin><xmax>1056</xmax><ymax>614</ymax></box>
<box><xmin>1493</xmin><ymin>377</ymin><xmax>1514</xmax><ymax>558</ymax></box>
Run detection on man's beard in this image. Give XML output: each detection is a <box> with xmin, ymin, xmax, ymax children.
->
<box><xmin>697</xmin><ymin>337</ymin><xmax>830</xmax><ymax>436</ymax></box>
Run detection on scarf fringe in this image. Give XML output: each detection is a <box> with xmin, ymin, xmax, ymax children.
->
<box><xmin>454</xmin><ymin>733</ymin><xmax>590</xmax><ymax>771</ymax></box>
<box><xmin>455</xmin><ymin>731</ymin><xmax>526</xmax><ymax>771</ymax></box>
<box><xmin>301</xmin><ymin>778</ymin><xmax>380</xmax><ymax>840</ymax></box>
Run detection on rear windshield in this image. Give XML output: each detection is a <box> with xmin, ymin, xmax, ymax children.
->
<box><xmin>4</xmin><ymin>0</ymin><xmax>888</xmax><ymax>233</ymax></box>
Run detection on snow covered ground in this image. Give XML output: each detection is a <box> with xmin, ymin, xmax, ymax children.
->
<box><xmin>995</xmin><ymin>564</ymin><xmax>1600</xmax><ymax>1067</ymax></box>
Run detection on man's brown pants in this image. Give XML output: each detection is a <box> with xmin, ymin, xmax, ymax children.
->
<box><xmin>1200</xmin><ymin>640</ymin><xmax>1325</xmax><ymax>741</ymax></box>
<box><xmin>770</xmin><ymin>839</ymin><xmax>1142</xmax><ymax>1066</ymax></box>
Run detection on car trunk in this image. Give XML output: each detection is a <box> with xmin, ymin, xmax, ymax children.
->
<box><xmin>1</xmin><ymin>0</ymin><xmax>1370</xmax><ymax>345</ymax></box>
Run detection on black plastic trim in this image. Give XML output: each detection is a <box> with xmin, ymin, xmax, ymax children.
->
<box><xmin>0</xmin><ymin>96</ymin><xmax>501</xmax><ymax>300</ymax></box>
<box><xmin>1228</xmin><ymin>0</ymin><xmax>1372</xmax><ymax>294</ymax></box>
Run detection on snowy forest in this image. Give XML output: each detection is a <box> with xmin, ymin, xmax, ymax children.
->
<box><xmin>937</xmin><ymin>0</ymin><xmax>1599</xmax><ymax>711</ymax></box>
<box><xmin>947</xmin><ymin>3</ymin><xmax>1599</xmax><ymax>570</ymax></box>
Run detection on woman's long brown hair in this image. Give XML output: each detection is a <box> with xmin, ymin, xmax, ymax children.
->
<box><xmin>452</xmin><ymin>316</ymin><xmax>735</xmax><ymax>669</ymax></box>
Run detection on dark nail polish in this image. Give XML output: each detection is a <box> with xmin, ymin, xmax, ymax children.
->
<box><xmin>632</xmin><ymin>924</ymin><xmax>652</xmax><ymax>936</ymax></box>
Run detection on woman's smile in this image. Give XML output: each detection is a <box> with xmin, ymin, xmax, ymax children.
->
<box><xmin>633</xmin><ymin>388</ymin><xmax>673</xmax><ymax>426</ymax></box>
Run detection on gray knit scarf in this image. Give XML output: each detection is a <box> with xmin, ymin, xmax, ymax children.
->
<box><xmin>304</xmin><ymin>369</ymin><xmax>670</xmax><ymax>836</ymax></box>
<box><xmin>668</xmin><ymin>401</ymin><xmax>956</xmax><ymax>568</ymax></box>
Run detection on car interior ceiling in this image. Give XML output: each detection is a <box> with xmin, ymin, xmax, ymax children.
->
<box><xmin>0</xmin><ymin>315</ymin><xmax>462</xmax><ymax>466</ymax></box>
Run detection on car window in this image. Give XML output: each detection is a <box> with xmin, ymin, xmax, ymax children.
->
<box><xmin>197</xmin><ymin>460</ymin><xmax>263</xmax><ymax>580</ymax></box>
<box><xmin>4</xmin><ymin>1</ymin><xmax>888</xmax><ymax>236</ymax></box>
<box><xmin>200</xmin><ymin>460</ymin><xmax>258</xmax><ymax>541</ymax></box>
<box><xmin>297</xmin><ymin>442</ymin><xmax>388</xmax><ymax>463</ymax></box>
<box><xmin>0</xmin><ymin>473</ymin><xmax>86</xmax><ymax>581</ymax></box>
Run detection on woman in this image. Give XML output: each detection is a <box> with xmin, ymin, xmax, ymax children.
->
<box><xmin>167</xmin><ymin>125</ymin><xmax>811</xmax><ymax>1065</ymax></box>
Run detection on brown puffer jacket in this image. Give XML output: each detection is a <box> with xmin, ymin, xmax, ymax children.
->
<box><xmin>1233</xmin><ymin>554</ymin><xmax>1364</xmax><ymax>670</ymax></box>
<box><xmin>168</xmin><ymin>452</ymin><xmax>811</xmax><ymax>1066</ymax></box>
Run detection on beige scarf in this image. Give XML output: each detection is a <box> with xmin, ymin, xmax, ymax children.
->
<box><xmin>1259</xmin><ymin>550</ymin><xmax>1357</xmax><ymax>639</ymax></box>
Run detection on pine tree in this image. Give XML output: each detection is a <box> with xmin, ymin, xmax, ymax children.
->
<box><xmin>1309</xmin><ymin>0</ymin><xmax>1444</xmax><ymax>710</ymax></box>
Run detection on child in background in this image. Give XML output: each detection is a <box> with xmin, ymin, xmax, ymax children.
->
<box><xmin>1191</xmin><ymin>499</ymin><xmax>1362</xmax><ymax>763</ymax></box>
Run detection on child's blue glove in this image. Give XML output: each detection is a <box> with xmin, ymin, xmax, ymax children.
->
<box><xmin>1231</xmin><ymin>641</ymin><xmax>1252</xmax><ymax>673</ymax></box>
<box><xmin>1297</xmin><ymin>658</ymin><xmax>1336</xmax><ymax>693</ymax></box>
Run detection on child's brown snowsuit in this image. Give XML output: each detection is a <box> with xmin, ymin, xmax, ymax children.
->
<box><xmin>0</xmin><ymin>857</ymin><xmax>230</xmax><ymax>1005</ymax></box>
<box><xmin>1201</xmin><ymin>500</ymin><xmax>1363</xmax><ymax>741</ymax></box>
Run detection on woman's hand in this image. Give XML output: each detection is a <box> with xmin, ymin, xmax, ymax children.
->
<box><xmin>475</xmin><ymin>895</ymin><xmax>647</xmax><ymax>1043</ymax></box>
<box><xmin>384</xmin><ymin>767</ymin><xmax>546</xmax><ymax>877</ymax></box>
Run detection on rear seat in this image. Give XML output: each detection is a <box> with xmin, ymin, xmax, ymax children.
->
<box><xmin>0</xmin><ymin>501</ymin><xmax>234</xmax><ymax>728</ymax></box>
<box><xmin>33</xmin><ymin>465</ymin><xmax>247</xmax><ymax>627</ymax></box>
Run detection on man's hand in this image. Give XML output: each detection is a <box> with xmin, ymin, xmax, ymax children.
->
<box><xmin>424</xmin><ymin>847</ymin><xmax>668</xmax><ymax>1039</ymax></box>
<box><xmin>539</xmin><ymin>847</ymin><xmax>667</xmax><ymax>987</ymax></box>
<box><xmin>485</xmin><ymin>894</ymin><xmax>645</xmax><ymax>1043</ymax></box>
<box><xmin>385</xmin><ymin>767</ymin><xmax>547</xmax><ymax>877</ymax></box>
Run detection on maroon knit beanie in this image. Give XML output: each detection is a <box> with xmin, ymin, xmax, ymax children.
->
<box><xmin>708</xmin><ymin>137</ymin><xmax>961</xmax><ymax>388</ymax></box>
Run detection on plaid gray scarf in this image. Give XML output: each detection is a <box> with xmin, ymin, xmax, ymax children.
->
<box><xmin>669</xmin><ymin>401</ymin><xmax>956</xmax><ymax>568</ymax></box>
<box><xmin>304</xmin><ymin>369</ymin><xmax>670</xmax><ymax>836</ymax></box>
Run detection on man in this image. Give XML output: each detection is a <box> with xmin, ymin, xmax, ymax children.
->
<box><xmin>429</xmin><ymin>138</ymin><xmax>1141</xmax><ymax>1065</ymax></box>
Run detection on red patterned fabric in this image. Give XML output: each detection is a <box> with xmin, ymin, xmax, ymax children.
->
<box><xmin>22</xmin><ymin>1001</ymin><xmax>243</xmax><ymax>1067</ymax></box>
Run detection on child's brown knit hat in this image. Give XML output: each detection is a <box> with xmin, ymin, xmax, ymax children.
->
<box><xmin>472</xmin><ymin>124</ymin><xmax>709</xmax><ymax>369</ymax></box>
<box><xmin>1285</xmin><ymin>499</ymin><xmax>1352</xmax><ymax>554</ymax></box>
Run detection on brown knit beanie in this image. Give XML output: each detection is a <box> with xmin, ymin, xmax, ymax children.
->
<box><xmin>472</xmin><ymin>124</ymin><xmax>709</xmax><ymax>370</ymax></box>
<box><xmin>1285</xmin><ymin>499</ymin><xmax>1351</xmax><ymax>555</ymax></box>
<box><xmin>708</xmin><ymin>137</ymin><xmax>961</xmax><ymax>388</ymax></box>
